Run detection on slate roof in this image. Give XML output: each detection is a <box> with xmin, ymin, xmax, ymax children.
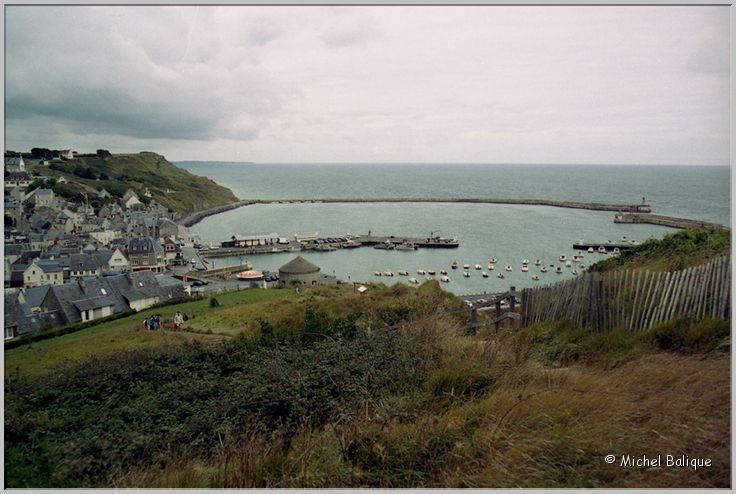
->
<box><xmin>69</xmin><ymin>253</ymin><xmax>100</xmax><ymax>272</ymax></box>
<box><xmin>279</xmin><ymin>256</ymin><xmax>320</xmax><ymax>275</ymax></box>
<box><xmin>4</xmin><ymin>244</ymin><xmax>24</xmax><ymax>257</ymax></box>
<box><xmin>128</xmin><ymin>236</ymin><xmax>163</xmax><ymax>255</ymax></box>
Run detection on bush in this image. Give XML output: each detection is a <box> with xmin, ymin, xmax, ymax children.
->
<box><xmin>650</xmin><ymin>317</ymin><xmax>730</xmax><ymax>353</ymax></box>
<box><xmin>209</xmin><ymin>297</ymin><xmax>221</xmax><ymax>308</ymax></box>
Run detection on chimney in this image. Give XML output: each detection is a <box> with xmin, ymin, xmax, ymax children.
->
<box><xmin>77</xmin><ymin>276</ymin><xmax>86</xmax><ymax>291</ymax></box>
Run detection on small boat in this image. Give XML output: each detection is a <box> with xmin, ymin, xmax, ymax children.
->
<box><xmin>440</xmin><ymin>275</ymin><xmax>450</xmax><ymax>283</ymax></box>
<box><xmin>427</xmin><ymin>269</ymin><xmax>436</xmax><ymax>275</ymax></box>
<box><xmin>463</xmin><ymin>264</ymin><xmax>470</xmax><ymax>270</ymax></box>
<box><xmin>481</xmin><ymin>271</ymin><xmax>488</xmax><ymax>278</ymax></box>
<box><xmin>489</xmin><ymin>258</ymin><xmax>497</xmax><ymax>264</ymax></box>
<box><xmin>497</xmin><ymin>273</ymin><xmax>505</xmax><ymax>279</ymax></box>
<box><xmin>451</xmin><ymin>261</ymin><xmax>458</xmax><ymax>269</ymax></box>
<box><xmin>417</xmin><ymin>269</ymin><xmax>426</xmax><ymax>275</ymax></box>
<box><xmin>522</xmin><ymin>259</ymin><xmax>530</xmax><ymax>265</ymax></box>
<box><xmin>409</xmin><ymin>277</ymin><xmax>419</xmax><ymax>284</ymax></box>
<box><xmin>461</xmin><ymin>271</ymin><xmax>469</xmax><ymax>278</ymax></box>
<box><xmin>613</xmin><ymin>247</ymin><xmax>620</xmax><ymax>253</ymax></box>
<box><xmin>521</xmin><ymin>265</ymin><xmax>529</xmax><ymax>272</ymax></box>
<box><xmin>532</xmin><ymin>275</ymin><xmax>539</xmax><ymax>281</ymax></box>
<box><xmin>488</xmin><ymin>263</ymin><xmax>495</xmax><ymax>270</ymax></box>
<box><xmin>289</xmin><ymin>245</ymin><xmax>301</xmax><ymax>252</ymax></box>
<box><xmin>587</xmin><ymin>247</ymin><xmax>595</xmax><ymax>253</ymax></box>
<box><xmin>580</xmin><ymin>264</ymin><xmax>586</xmax><ymax>269</ymax></box>
<box><xmin>270</xmin><ymin>247</ymin><xmax>281</xmax><ymax>253</ymax></box>
<box><xmin>572</xmin><ymin>269</ymin><xmax>579</xmax><ymax>275</ymax></box>
<box><xmin>426</xmin><ymin>276</ymin><xmax>434</xmax><ymax>281</ymax></box>
<box><xmin>374</xmin><ymin>242</ymin><xmax>395</xmax><ymax>250</ymax></box>
<box><xmin>398</xmin><ymin>270</ymin><xmax>409</xmax><ymax>276</ymax></box>
<box><xmin>396</xmin><ymin>242</ymin><xmax>417</xmax><ymax>251</ymax></box>
<box><xmin>505</xmin><ymin>265</ymin><xmax>513</xmax><ymax>272</ymax></box>
<box><xmin>383</xmin><ymin>271</ymin><xmax>394</xmax><ymax>277</ymax></box>
<box><xmin>572</xmin><ymin>255</ymin><xmax>580</xmax><ymax>262</ymax></box>
<box><xmin>474</xmin><ymin>264</ymin><xmax>482</xmax><ymax>270</ymax></box>
<box><xmin>440</xmin><ymin>270</ymin><xmax>448</xmax><ymax>275</ymax></box>
<box><xmin>556</xmin><ymin>267</ymin><xmax>563</xmax><ymax>274</ymax></box>
<box><xmin>621</xmin><ymin>235</ymin><xmax>627</xmax><ymax>241</ymax></box>
<box><xmin>342</xmin><ymin>240</ymin><xmax>362</xmax><ymax>249</ymax></box>
<box><xmin>534</xmin><ymin>259</ymin><xmax>541</xmax><ymax>266</ymax></box>
<box><xmin>559</xmin><ymin>255</ymin><xmax>567</xmax><ymax>262</ymax></box>
<box><xmin>540</xmin><ymin>266</ymin><xmax>548</xmax><ymax>273</ymax></box>
<box><xmin>374</xmin><ymin>271</ymin><xmax>382</xmax><ymax>276</ymax></box>
<box><xmin>565</xmin><ymin>260</ymin><xmax>572</xmax><ymax>267</ymax></box>
<box><xmin>598</xmin><ymin>246</ymin><xmax>606</xmax><ymax>253</ymax></box>
<box><xmin>237</xmin><ymin>270</ymin><xmax>263</xmax><ymax>281</ymax></box>
<box><xmin>314</xmin><ymin>243</ymin><xmax>336</xmax><ymax>252</ymax></box>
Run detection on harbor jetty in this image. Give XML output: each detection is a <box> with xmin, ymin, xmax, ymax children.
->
<box><xmin>178</xmin><ymin>197</ymin><xmax>653</xmax><ymax>227</ymax></box>
<box><xmin>614</xmin><ymin>213</ymin><xmax>726</xmax><ymax>230</ymax></box>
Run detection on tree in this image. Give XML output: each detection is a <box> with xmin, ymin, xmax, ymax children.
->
<box><xmin>96</xmin><ymin>149</ymin><xmax>112</xmax><ymax>159</ymax></box>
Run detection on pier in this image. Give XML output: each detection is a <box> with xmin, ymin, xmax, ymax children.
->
<box><xmin>614</xmin><ymin>213</ymin><xmax>726</xmax><ymax>230</ymax></box>
<box><xmin>573</xmin><ymin>241</ymin><xmax>634</xmax><ymax>251</ymax></box>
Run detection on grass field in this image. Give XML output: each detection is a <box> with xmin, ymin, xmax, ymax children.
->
<box><xmin>4</xmin><ymin>287</ymin><xmax>294</xmax><ymax>379</ymax></box>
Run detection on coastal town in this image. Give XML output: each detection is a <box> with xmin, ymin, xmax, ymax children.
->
<box><xmin>2</xmin><ymin>149</ymin><xmax>246</xmax><ymax>340</ymax></box>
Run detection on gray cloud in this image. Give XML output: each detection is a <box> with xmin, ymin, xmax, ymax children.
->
<box><xmin>4</xmin><ymin>5</ymin><xmax>729</xmax><ymax>164</ymax></box>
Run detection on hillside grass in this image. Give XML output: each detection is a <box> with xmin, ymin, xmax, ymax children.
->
<box><xmin>4</xmin><ymin>275</ymin><xmax>730</xmax><ymax>488</ymax></box>
<box><xmin>587</xmin><ymin>228</ymin><xmax>731</xmax><ymax>273</ymax></box>
<box><xmin>4</xmin><ymin>288</ymin><xmax>292</xmax><ymax>379</ymax></box>
<box><xmin>31</xmin><ymin>152</ymin><xmax>239</xmax><ymax>213</ymax></box>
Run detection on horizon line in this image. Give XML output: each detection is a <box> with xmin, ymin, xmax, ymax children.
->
<box><xmin>172</xmin><ymin>160</ymin><xmax>730</xmax><ymax>166</ymax></box>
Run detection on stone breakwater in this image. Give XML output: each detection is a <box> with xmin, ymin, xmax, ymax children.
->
<box><xmin>178</xmin><ymin>197</ymin><xmax>652</xmax><ymax>227</ymax></box>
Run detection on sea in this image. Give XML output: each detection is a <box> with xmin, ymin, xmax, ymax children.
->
<box><xmin>177</xmin><ymin>163</ymin><xmax>731</xmax><ymax>295</ymax></box>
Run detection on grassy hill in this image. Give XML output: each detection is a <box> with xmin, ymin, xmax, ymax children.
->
<box><xmin>30</xmin><ymin>152</ymin><xmax>239</xmax><ymax>214</ymax></box>
<box><xmin>5</xmin><ymin>233</ymin><xmax>731</xmax><ymax>488</ymax></box>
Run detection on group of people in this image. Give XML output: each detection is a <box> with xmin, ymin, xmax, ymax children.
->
<box><xmin>143</xmin><ymin>311</ymin><xmax>192</xmax><ymax>332</ymax></box>
<box><xmin>143</xmin><ymin>314</ymin><xmax>163</xmax><ymax>331</ymax></box>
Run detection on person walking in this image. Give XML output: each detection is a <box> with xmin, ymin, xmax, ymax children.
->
<box><xmin>174</xmin><ymin>311</ymin><xmax>184</xmax><ymax>331</ymax></box>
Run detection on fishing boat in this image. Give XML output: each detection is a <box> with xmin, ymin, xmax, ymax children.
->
<box><xmin>534</xmin><ymin>259</ymin><xmax>542</xmax><ymax>266</ymax></box>
<box><xmin>587</xmin><ymin>247</ymin><xmax>595</xmax><ymax>253</ymax></box>
<box><xmin>497</xmin><ymin>273</ymin><xmax>505</xmax><ymax>279</ymax></box>
<box><xmin>532</xmin><ymin>275</ymin><xmax>539</xmax><ymax>280</ymax></box>
<box><xmin>314</xmin><ymin>243</ymin><xmax>336</xmax><ymax>252</ymax></box>
<box><xmin>540</xmin><ymin>266</ymin><xmax>548</xmax><ymax>273</ymax></box>
<box><xmin>463</xmin><ymin>271</ymin><xmax>470</xmax><ymax>277</ymax></box>
<box><xmin>522</xmin><ymin>259</ymin><xmax>530</xmax><ymax>265</ymax></box>
<box><xmin>384</xmin><ymin>271</ymin><xmax>394</xmax><ymax>277</ymax></box>
<box><xmin>598</xmin><ymin>246</ymin><xmax>607</xmax><ymax>253</ymax></box>
<box><xmin>505</xmin><ymin>265</ymin><xmax>513</xmax><ymax>272</ymax></box>
<box><xmin>559</xmin><ymin>255</ymin><xmax>567</xmax><ymax>262</ymax></box>
<box><xmin>440</xmin><ymin>275</ymin><xmax>450</xmax><ymax>283</ymax></box>
<box><xmin>342</xmin><ymin>239</ymin><xmax>362</xmax><ymax>249</ymax></box>
<box><xmin>374</xmin><ymin>271</ymin><xmax>382</xmax><ymax>276</ymax></box>
<box><xmin>474</xmin><ymin>264</ymin><xmax>482</xmax><ymax>270</ymax></box>
<box><xmin>488</xmin><ymin>264</ymin><xmax>495</xmax><ymax>270</ymax></box>
<box><xmin>396</xmin><ymin>242</ymin><xmax>417</xmax><ymax>251</ymax></box>
<box><xmin>409</xmin><ymin>277</ymin><xmax>419</xmax><ymax>284</ymax></box>
<box><xmin>521</xmin><ymin>265</ymin><xmax>529</xmax><ymax>272</ymax></box>
<box><xmin>427</xmin><ymin>269</ymin><xmax>436</xmax><ymax>275</ymax></box>
<box><xmin>463</xmin><ymin>264</ymin><xmax>470</xmax><ymax>269</ymax></box>
<box><xmin>398</xmin><ymin>270</ymin><xmax>409</xmax><ymax>276</ymax></box>
<box><xmin>374</xmin><ymin>242</ymin><xmax>395</xmax><ymax>250</ymax></box>
<box><xmin>482</xmin><ymin>271</ymin><xmax>489</xmax><ymax>278</ymax></box>
<box><xmin>489</xmin><ymin>258</ymin><xmax>497</xmax><ymax>264</ymax></box>
<box><xmin>440</xmin><ymin>270</ymin><xmax>448</xmax><ymax>275</ymax></box>
<box><xmin>417</xmin><ymin>269</ymin><xmax>426</xmax><ymax>275</ymax></box>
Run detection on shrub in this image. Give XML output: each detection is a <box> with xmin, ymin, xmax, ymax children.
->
<box><xmin>650</xmin><ymin>317</ymin><xmax>730</xmax><ymax>353</ymax></box>
<box><xmin>209</xmin><ymin>297</ymin><xmax>221</xmax><ymax>308</ymax></box>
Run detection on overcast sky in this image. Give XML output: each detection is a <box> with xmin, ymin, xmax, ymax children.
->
<box><xmin>4</xmin><ymin>6</ymin><xmax>730</xmax><ymax>164</ymax></box>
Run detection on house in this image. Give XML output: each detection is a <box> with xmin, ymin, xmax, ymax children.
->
<box><xmin>122</xmin><ymin>189</ymin><xmax>142</xmax><ymax>209</ymax></box>
<box><xmin>59</xmin><ymin>149</ymin><xmax>74</xmax><ymax>160</ymax></box>
<box><xmin>23</xmin><ymin>259</ymin><xmax>65</xmax><ymax>287</ymax></box>
<box><xmin>163</xmin><ymin>237</ymin><xmax>182</xmax><ymax>262</ymax></box>
<box><xmin>40</xmin><ymin>277</ymin><xmax>126</xmax><ymax>325</ymax></box>
<box><xmin>56</xmin><ymin>176</ymin><xmax>68</xmax><ymax>184</ymax></box>
<box><xmin>91</xmin><ymin>247</ymin><xmax>129</xmax><ymax>273</ymax></box>
<box><xmin>68</xmin><ymin>253</ymin><xmax>100</xmax><ymax>278</ymax></box>
<box><xmin>9</xmin><ymin>186</ymin><xmax>26</xmax><ymax>203</ymax></box>
<box><xmin>105</xmin><ymin>271</ymin><xmax>162</xmax><ymax>312</ymax></box>
<box><xmin>97</xmin><ymin>188</ymin><xmax>111</xmax><ymax>199</ymax></box>
<box><xmin>7</xmin><ymin>154</ymin><xmax>25</xmax><ymax>170</ymax></box>
<box><xmin>4</xmin><ymin>171</ymin><xmax>32</xmax><ymax>188</ymax></box>
<box><xmin>127</xmin><ymin>236</ymin><xmax>165</xmax><ymax>272</ymax></box>
<box><xmin>30</xmin><ymin>188</ymin><xmax>56</xmax><ymax>208</ymax></box>
<box><xmin>89</xmin><ymin>229</ymin><xmax>120</xmax><ymax>246</ymax></box>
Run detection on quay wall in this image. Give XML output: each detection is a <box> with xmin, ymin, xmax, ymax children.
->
<box><xmin>614</xmin><ymin>213</ymin><xmax>726</xmax><ymax>230</ymax></box>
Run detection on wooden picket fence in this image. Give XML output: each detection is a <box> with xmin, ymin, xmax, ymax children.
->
<box><xmin>520</xmin><ymin>255</ymin><xmax>731</xmax><ymax>332</ymax></box>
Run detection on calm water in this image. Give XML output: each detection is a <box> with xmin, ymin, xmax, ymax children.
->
<box><xmin>178</xmin><ymin>163</ymin><xmax>730</xmax><ymax>294</ymax></box>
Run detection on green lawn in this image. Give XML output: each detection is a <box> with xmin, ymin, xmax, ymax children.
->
<box><xmin>5</xmin><ymin>287</ymin><xmax>293</xmax><ymax>379</ymax></box>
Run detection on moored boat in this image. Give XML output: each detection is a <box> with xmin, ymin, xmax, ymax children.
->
<box><xmin>417</xmin><ymin>269</ymin><xmax>426</xmax><ymax>275</ymax></box>
<box><xmin>505</xmin><ymin>265</ymin><xmax>513</xmax><ymax>272</ymax></box>
<box><xmin>556</xmin><ymin>267</ymin><xmax>563</xmax><ymax>274</ymax></box>
<box><xmin>409</xmin><ymin>277</ymin><xmax>419</xmax><ymax>284</ymax></box>
<box><xmin>441</xmin><ymin>275</ymin><xmax>450</xmax><ymax>283</ymax></box>
<box><xmin>451</xmin><ymin>261</ymin><xmax>458</xmax><ymax>269</ymax></box>
<box><xmin>463</xmin><ymin>271</ymin><xmax>470</xmax><ymax>277</ymax></box>
<box><xmin>497</xmin><ymin>272</ymin><xmax>505</xmax><ymax>279</ymax></box>
<box><xmin>237</xmin><ymin>270</ymin><xmax>263</xmax><ymax>281</ymax></box>
<box><xmin>540</xmin><ymin>266</ymin><xmax>548</xmax><ymax>273</ymax></box>
<box><xmin>474</xmin><ymin>264</ymin><xmax>482</xmax><ymax>270</ymax></box>
<box><xmin>521</xmin><ymin>265</ymin><xmax>529</xmax><ymax>272</ymax></box>
<box><xmin>482</xmin><ymin>271</ymin><xmax>488</xmax><ymax>278</ymax></box>
<box><xmin>534</xmin><ymin>259</ymin><xmax>541</xmax><ymax>266</ymax></box>
<box><xmin>398</xmin><ymin>270</ymin><xmax>409</xmax><ymax>276</ymax></box>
